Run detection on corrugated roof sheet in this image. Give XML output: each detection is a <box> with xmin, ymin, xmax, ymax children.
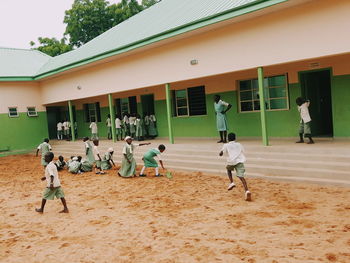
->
<box><xmin>0</xmin><ymin>0</ymin><xmax>263</xmax><ymax>78</ymax></box>
<box><xmin>0</xmin><ymin>47</ymin><xmax>51</xmax><ymax>77</ymax></box>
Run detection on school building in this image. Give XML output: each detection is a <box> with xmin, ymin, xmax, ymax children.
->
<box><xmin>1</xmin><ymin>0</ymin><xmax>350</xmax><ymax>153</ymax></box>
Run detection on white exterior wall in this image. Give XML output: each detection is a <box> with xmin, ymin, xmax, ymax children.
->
<box><xmin>0</xmin><ymin>82</ymin><xmax>44</xmax><ymax>114</ymax></box>
<box><xmin>40</xmin><ymin>0</ymin><xmax>350</xmax><ymax>104</ymax></box>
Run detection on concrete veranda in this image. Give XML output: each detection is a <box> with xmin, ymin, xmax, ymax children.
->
<box><xmin>49</xmin><ymin>137</ymin><xmax>350</xmax><ymax>187</ymax></box>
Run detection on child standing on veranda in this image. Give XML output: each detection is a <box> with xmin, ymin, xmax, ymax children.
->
<box><xmin>140</xmin><ymin>144</ymin><xmax>166</xmax><ymax>177</ymax></box>
<box><xmin>296</xmin><ymin>97</ymin><xmax>314</xmax><ymax>144</ymax></box>
<box><xmin>219</xmin><ymin>133</ymin><xmax>251</xmax><ymax>201</ymax></box>
<box><xmin>36</xmin><ymin>138</ymin><xmax>52</xmax><ymax>168</ymax></box>
<box><xmin>89</xmin><ymin>121</ymin><xmax>98</xmax><ymax>140</ymax></box>
<box><xmin>35</xmin><ymin>152</ymin><xmax>69</xmax><ymax>213</ymax></box>
<box><xmin>57</xmin><ymin>121</ymin><xmax>63</xmax><ymax>140</ymax></box>
<box><xmin>118</xmin><ymin>136</ymin><xmax>150</xmax><ymax>178</ymax></box>
<box><xmin>115</xmin><ymin>115</ymin><xmax>122</xmax><ymax>141</ymax></box>
<box><xmin>106</xmin><ymin>114</ymin><xmax>112</xmax><ymax>140</ymax></box>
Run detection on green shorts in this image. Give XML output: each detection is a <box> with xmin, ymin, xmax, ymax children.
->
<box><xmin>42</xmin><ymin>186</ymin><xmax>65</xmax><ymax>200</ymax></box>
<box><xmin>299</xmin><ymin>121</ymin><xmax>311</xmax><ymax>136</ymax></box>
<box><xmin>226</xmin><ymin>163</ymin><xmax>245</xmax><ymax>177</ymax></box>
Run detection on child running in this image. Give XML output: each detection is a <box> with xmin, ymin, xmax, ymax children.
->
<box><xmin>118</xmin><ymin>136</ymin><xmax>150</xmax><ymax>178</ymax></box>
<box><xmin>35</xmin><ymin>152</ymin><xmax>69</xmax><ymax>213</ymax></box>
<box><xmin>219</xmin><ymin>133</ymin><xmax>251</xmax><ymax>201</ymax></box>
<box><xmin>139</xmin><ymin>144</ymin><xmax>166</xmax><ymax>177</ymax></box>
<box><xmin>36</xmin><ymin>138</ymin><xmax>52</xmax><ymax>168</ymax></box>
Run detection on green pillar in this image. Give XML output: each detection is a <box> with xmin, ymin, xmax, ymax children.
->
<box><xmin>68</xmin><ymin>100</ymin><xmax>75</xmax><ymax>141</ymax></box>
<box><xmin>258</xmin><ymin>67</ymin><xmax>269</xmax><ymax>146</ymax></box>
<box><xmin>165</xmin><ymin>83</ymin><xmax>174</xmax><ymax>144</ymax></box>
<box><xmin>108</xmin><ymin>93</ymin><xmax>116</xmax><ymax>142</ymax></box>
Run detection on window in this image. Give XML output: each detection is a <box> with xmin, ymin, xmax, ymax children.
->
<box><xmin>115</xmin><ymin>96</ymin><xmax>137</xmax><ymax>116</ymax></box>
<box><xmin>8</xmin><ymin>107</ymin><xmax>18</xmax><ymax>117</ymax></box>
<box><xmin>27</xmin><ymin>107</ymin><xmax>38</xmax><ymax>117</ymax></box>
<box><xmin>83</xmin><ymin>103</ymin><xmax>101</xmax><ymax>122</ymax></box>
<box><xmin>239</xmin><ymin>74</ymin><xmax>289</xmax><ymax>112</ymax></box>
<box><xmin>172</xmin><ymin>86</ymin><xmax>207</xmax><ymax>117</ymax></box>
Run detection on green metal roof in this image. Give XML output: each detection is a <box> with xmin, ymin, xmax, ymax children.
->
<box><xmin>0</xmin><ymin>47</ymin><xmax>51</xmax><ymax>78</ymax></box>
<box><xmin>0</xmin><ymin>0</ymin><xmax>286</xmax><ymax>81</ymax></box>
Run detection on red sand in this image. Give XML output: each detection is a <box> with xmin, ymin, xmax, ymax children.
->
<box><xmin>0</xmin><ymin>154</ymin><xmax>349</xmax><ymax>262</ymax></box>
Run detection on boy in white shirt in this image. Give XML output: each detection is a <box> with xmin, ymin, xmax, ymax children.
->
<box><xmin>35</xmin><ymin>152</ymin><xmax>69</xmax><ymax>213</ymax></box>
<box><xmin>89</xmin><ymin>121</ymin><xmax>98</xmax><ymax>140</ymax></box>
<box><xmin>92</xmin><ymin>139</ymin><xmax>105</xmax><ymax>174</ymax></box>
<box><xmin>115</xmin><ymin>115</ymin><xmax>122</xmax><ymax>141</ymax></box>
<box><xmin>106</xmin><ymin>114</ymin><xmax>112</xmax><ymax>140</ymax></box>
<box><xmin>57</xmin><ymin>121</ymin><xmax>63</xmax><ymax>140</ymax></box>
<box><xmin>296</xmin><ymin>97</ymin><xmax>314</xmax><ymax>144</ymax></box>
<box><xmin>219</xmin><ymin>133</ymin><xmax>251</xmax><ymax>201</ymax></box>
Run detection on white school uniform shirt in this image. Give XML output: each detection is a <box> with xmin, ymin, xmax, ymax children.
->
<box><xmin>221</xmin><ymin>141</ymin><xmax>246</xmax><ymax>166</ymax></box>
<box><xmin>123</xmin><ymin>115</ymin><xmax>129</xmax><ymax>124</ymax></box>
<box><xmin>129</xmin><ymin>116</ymin><xmax>136</xmax><ymax>125</ymax></box>
<box><xmin>37</xmin><ymin>142</ymin><xmax>52</xmax><ymax>151</ymax></box>
<box><xmin>89</xmin><ymin>122</ymin><xmax>98</xmax><ymax>133</ymax></box>
<box><xmin>106</xmin><ymin>118</ymin><xmax>111</xmax><ymax>127</ymax></box>
<box><xmin>115</xmin><ymin>118</ymin><xmax>121</xmax><ymax>128</ymax></box>
<box><xmin>57</xmin><ymin>122</ymin><xmax>63</xmax><ymax>131</ymax></box>
<box><xmin>122</xmin><ymin>143</ymin><xmax>139</xmax><ymax>154</ymax></box>
<box><xmin>149</xmin><ymin>115</ymin><xmax>156</xmax><ymax>122</ymax></box>
<box><xmin>298</xmin><ymin>102</ymin><xmax>311</xmax><ymax>123</ymax></box>
<box><xmin>45</xmin><ymin>161</ymin><xmax>61</xmax><ymax>187</ymax></box>
<box><xmin>93</xmin><ymin>145</ymin><xmax>100</xmax><ymax>160</ymax></box>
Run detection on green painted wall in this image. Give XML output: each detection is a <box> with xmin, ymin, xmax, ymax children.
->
<box><xmin>0</xmin><ymin>111</ymin><xmax>48</xmax><ymax>153</ymax></box>
<box><xmin>331</xmin><ymin>74</ymin><xmax>350</xmax><ymax>137</ymax></box>
<box><xmin>155</xmin><ymin>83</ymin><xmax>301</xmax><ymax>138</ymax></box>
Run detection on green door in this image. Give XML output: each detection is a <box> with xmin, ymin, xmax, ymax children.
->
<box><xmin>141</xmin><ymin>94</ymin><xmax>155</xmax><ymax>116</ymax></box>
<box><xmin>300</xmin><ymin>69</ymin><xmax>333</xmax><ymax>136</ymax></box>
<box><xmin>46</xmin><ymin>107</ymin><xmax>61</xmax><ymax>139</ymax></box>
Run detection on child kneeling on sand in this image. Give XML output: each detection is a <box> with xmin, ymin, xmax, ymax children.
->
<box><xmin>139</xmin><ymin>144</ymin><xmax>166</xmax><ymax>177</ymax></box>
<box><xmin>36</xmin><ymin>152</ymin><xmax>69</xmax><ymax>213</ymax></box>
<box><xmin>219</xmin><ymin>133</ymin><xmax>251</xmax><ymax>201</ymax></box>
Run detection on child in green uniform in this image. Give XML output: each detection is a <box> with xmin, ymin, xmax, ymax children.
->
<box><xmin>35</xmin><ymin>152</ymin><xmax>69</xmax><ymax>213</ymax></box>
<box><xmin>139</xmin><ymin>144</ymin><xmax>166</xmax><ymax>177</ymax></box>
<box><xmin>83</xmin><ymin>137</ymin><xmax>95</xmax><ymax>164</ymax></box>
<box><xmin>55</xmin><ymin>156</ymin><xmax>66</xmax><ymax>171</ymax></box>
<box><xmin>93</xmin><ymin>139</ymin><xmax>105</xmax><ymax>174</ymax></box>
<box><xmin>148</xmin><ymin>114</ymin><xmax>158</xmax><ymax>138</ymax></box>
<box><xmin>118</xmin><ymin>136</ymin><xmax>150</xmax><ymax>178</ymax></box>
<box><xmin>68</xmin><ymin>156</ymin><xmax>83</xmax><ymax>174</ymax></box>
<box><xmin>101</xmin><ymin>148</ymin><xmax>115</xmax><ymax>170</ymax></box>
<box><xmin>36</xmin><ymin>138</ymin><xmax>52</xmax><ymax>167</ymax></box>
<box><xmin>115</xmin><ymin>115</ymin><xmax>122</xmax><ymax>141</ymax></box>
<box><xmin>135</xmin><ymin>114</ymin><xmax>144</xmax><ymax>141</ymax></box>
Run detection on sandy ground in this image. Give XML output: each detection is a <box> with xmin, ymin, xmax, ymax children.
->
<box><xmin>0</xmin><ymin>154</ymin><xmax>349</xmax><ymax>263</ymax></box>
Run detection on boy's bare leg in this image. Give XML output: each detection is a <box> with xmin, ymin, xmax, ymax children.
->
<box><xmin>59</xmin><ymin>198</ymin><xmax>69</xmax><ymax>213</ymax></box>
<box><xmin>35</xmin><ymin>199</ymin><xmax>47</xmax><ymax>213</ymax></box>
<box><xmin>238</xmin><ymin>177</ymin><xmax>249</xmax><ymax>191</ymax></box>
<box><xmin>227</xmin><ymin>170</ymin><xmax>235</xmax><ymax>190</ymax></box>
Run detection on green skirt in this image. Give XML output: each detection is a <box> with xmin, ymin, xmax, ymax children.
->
<box><xmin>101</xmin><ymin>160</ymin><xmax>112</xmax><ymax>170</ymax></box>
<box><xmin>81</xmin><ymin>161</ymin><xmax>93</xmax><ymax>172</ymax></box>
<box><xmin>118</xmin><ymin>157</ymin><xmax>136</xmax><ymax>177</ymax></box>
<box><xmin>143</xmin><ymin>156</ymin><xmax>158</xmax><ymax>168</ymax></box>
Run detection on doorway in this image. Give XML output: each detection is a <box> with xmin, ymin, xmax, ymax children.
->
<box><xmin>299</xmin><ymin>69</ymin><xmax>333</xmax><ymax>137</ymax></box>
<box><xmin>46</xmin><ymin>106</ymin><xmax>77</xmax><ymax>139</ymax></box>
<box><xmin>141</xmin><ymin>94</ymin><xmax>155</xmax><ymax>116</ymax></box>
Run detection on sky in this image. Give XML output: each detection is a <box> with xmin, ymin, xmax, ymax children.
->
<box><xmin>0</xmin><ymin>0</ymin><xmax>131</xmax><ymax>49</ymax></box>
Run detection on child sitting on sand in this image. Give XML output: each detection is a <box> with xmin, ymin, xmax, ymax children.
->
<box><xmin>118</xmin><ymin>136</ymin><xmax>150</xmax><ymax>178</ymax></box>
<box><xmin>139</xmin><ymin>144</ymin><xmax>166</xmax><ymax>177</ymax></box>
<box><xmin>101</xmin><ymin>148</ymin><xmax>115</xmax><ymax>170</ymax></box>
<box><xmin>35</xmin><ymin>152</ymin><xmax>69</xmax><ymax>213</ymax></box>
<box><xmin>55</xmin><ymin>156</ymin><xmax>66</xmax><ymax>171</ymax></box>
<box><xmin>219</xmin><ymin>133</ymin><xmax>251</xmax><ymax>201</ymax></box>
<box><xmin>68</xmin><ymin>156</ymin><xmax>83</xmax><ymax>174</ymax></box>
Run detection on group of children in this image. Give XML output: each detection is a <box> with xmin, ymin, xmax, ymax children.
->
<box><xmin>57</xmin><ymin>120</ymin><xmax>78</xmax><ymax>141</ymax></box>
<box><xmin>91</xmin><ymin>113</ymin><xmax>158</xmax><ymax>142</ymax></box>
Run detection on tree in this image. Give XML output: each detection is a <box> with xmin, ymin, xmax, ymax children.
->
<box><xmin>142</xmin><ymin>0</ymin><xmax>161</xmax><ymax>9</ymax></box>
<box><xmin>30</xmin><ymin>37</ymin><xmax>73</xmax><ymax>57</ymax></box>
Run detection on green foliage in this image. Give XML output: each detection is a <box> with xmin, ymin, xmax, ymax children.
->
<box><xmin>30</xmin><ymin>37</ymin><xmax>73</xmax><ymax>57</ymax></box>
<box><xmin>31</xmin><ymin>0</ymin><xmax>161</xmax><ymax>55</ymax></box>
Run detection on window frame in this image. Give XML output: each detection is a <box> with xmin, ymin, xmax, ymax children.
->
<box><xmin>27</xmin><ymin>106</ymin><xmax>38</xmax><ymax>117</ymax></box>
<box><xmin>174</xmin><ymin>89</ymin><xmax>189</xmax><ymax>117</ymax></box>
<box><xmin>8</xmin><ymin>107</ymin><xmax>19</xmax><ymax>118</ymax></box>
<box><xmin>238</xmin><ymin>74</ymin><xmax>290</xmax><ymax>113</ymax></box>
